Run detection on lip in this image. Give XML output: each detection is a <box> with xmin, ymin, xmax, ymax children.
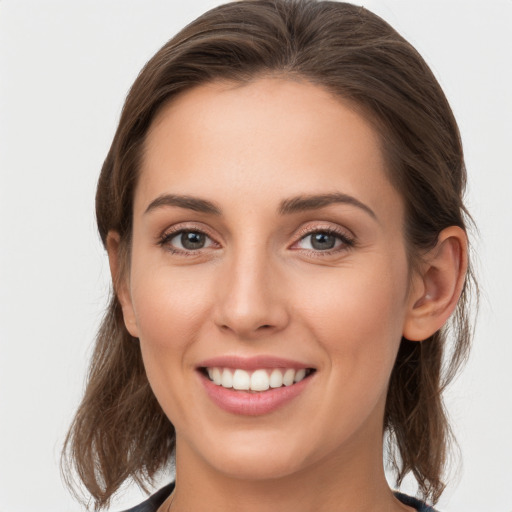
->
<box><xmin>197</xmin><ymin>355</ymin><xmax>315</xmax><ymax>416</ymax></box>
<box><xmin>197</xmin><ymin>355</ymin><xmax>312</xmax><ymax>371</ymax></box>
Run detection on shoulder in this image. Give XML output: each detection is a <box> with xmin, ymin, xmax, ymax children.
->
<box><xmin>394</xmin><ymin>491</ymin><xmax>439</xmax><ymax>512</ymax></box>
<box><xmin>119</xmin><ymin>482</ymin><xmax>175</xmax><ymax>512</ymax></box>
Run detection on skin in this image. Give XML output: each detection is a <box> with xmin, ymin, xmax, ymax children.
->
<box><xmin>108</xmin><ymin>78</ymin><xmax>467</xmax><ymax>512</ymax></box>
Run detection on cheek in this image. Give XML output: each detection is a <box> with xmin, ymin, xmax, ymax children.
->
<box><xmin>128</xmin><ymin>265</ymin><xmax>215</xmax><ymax>426</ymax></box>
<box><xmin>130</xmin><ymin>262</ymin><xmax>212</xmax><ymax>344</ymax></box>
<box><xmin>289</xmin><ymin>257</ymin><xmax>410</xmax><ymax>445</ymax></box>
<box><xmin>296</xmin><ymin>256</ymin><xmax>409</xmax><ymax>371</ymax></box>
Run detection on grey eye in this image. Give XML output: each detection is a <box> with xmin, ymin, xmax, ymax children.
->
<box><xmin>182</xmin><ymin>231</ymin><xmax>205</xmax><ymax>249</ymax></box>
<box><xmin>310</xmin><ymin>233</ymin><xmax>337</xmax><ymax>250</ymax></box>
<box><xmin>297</xmin><ymin>231</ymin><xmax>343</xmax><ymax>251</ymax></box>
<box><xmin>170</xmin><ymin>231</ymin><xmax>211</xmax><ymax>250</ymax></box>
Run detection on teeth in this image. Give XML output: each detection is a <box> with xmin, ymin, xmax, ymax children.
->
<box><xmin>212</xmin><ymin>367</ymin><xmax>222</xmax><ymax>385</ymax></box>
<box><xmin>250</xmin><ymin>369</ymin><xmax>270</xmax><ymax>391</ymax></box>
<box><xmin>294</xmin><ymin>368</ymin><xmax>306</xmax><ymax>382</ymax></box>
<box><xmin>283</xmin><ymin>368</ymin><xmax>295</xmax><ymax>386</ymax></box>
<box><xmin>232</xmin><ymin>369</ymin><xmax>250</xmax><ymax>390</ymax></box>
<box><xmin>269</xmin><ymin>368</ymin><xmax>283</xmax><ymax>388</ymax></box>
<box><xmin>206</xmin><ymin>367</ymin><xmax>311</xmax><ymax>391</ymax></box>
<box><xmin>221</xmin><ymin>368</ymin><xmax>233</xmax><ymax>388</ymax></box>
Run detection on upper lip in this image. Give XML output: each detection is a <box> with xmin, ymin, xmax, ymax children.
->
<box><xmin>197</xmin><ymin>355</ymin><xmax>314</xmax><ymax>371</ymax></box>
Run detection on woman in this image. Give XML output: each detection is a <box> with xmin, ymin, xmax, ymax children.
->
<box><xmin>62</xmin><ymin>1</ymin><xmax>476</xmax><ymax>511</ymax></box>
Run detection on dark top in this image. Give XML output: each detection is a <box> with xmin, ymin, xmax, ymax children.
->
<box><xmin>120</xmin><ymin>482</ymin><xmax>438</xmax><ymax>512</ymax></box>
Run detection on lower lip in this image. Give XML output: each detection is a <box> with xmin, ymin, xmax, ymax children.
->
<box><xmin>199</xmin><ymin>371</ymin><xmax>313</xmax><ymax>416</ymax></box>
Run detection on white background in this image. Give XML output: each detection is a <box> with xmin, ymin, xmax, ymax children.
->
<box><xmin>1</xmin><ymin>1</ymin><xmax>511</xmax><ymax>511</ymax></box>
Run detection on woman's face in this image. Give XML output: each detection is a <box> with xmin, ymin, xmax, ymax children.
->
<box><xmin>118</xmin><ymin>78</ymin><xmax>419</xmax><ymax>480</ymax></box>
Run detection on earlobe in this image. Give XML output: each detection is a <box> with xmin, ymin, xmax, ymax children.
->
<box><xmin>403</xmin><ymin>226</ymin><xmax>468</xmax><ymax>342</ymax></box>
<box><xmin>106</xmin><ymin>231</ymin><xmax>139</xmax><ymax>338</ymax></box>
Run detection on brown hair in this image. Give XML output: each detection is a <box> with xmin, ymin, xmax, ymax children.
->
<box><xmin>62</xmin><ymin>0</ymin><xmax>477</xmax><ymax>509</ymax></box>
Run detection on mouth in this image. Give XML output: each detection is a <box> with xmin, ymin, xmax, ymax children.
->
<box><xmin>199</xmin><ymin>366</ymin><xmax>316</xmax><ymax>393</ymax></box>
<box><xmin>197</xmin><ymin>357</ymin><xmax>317</xmax><ymax>415</ymax></box>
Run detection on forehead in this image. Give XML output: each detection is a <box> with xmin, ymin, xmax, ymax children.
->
<box><xmin>138</xmin><ymin>77</ymin><xmax>402</xmax><ymax>226</ymax></box>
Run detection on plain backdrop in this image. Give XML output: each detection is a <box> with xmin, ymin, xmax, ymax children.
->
<box><xmin>1</xmin><ymin>1</ymin><xmax>511</xmax><ymax>511</ymax></box>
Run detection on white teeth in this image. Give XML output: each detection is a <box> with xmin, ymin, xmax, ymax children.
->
<box><xmin>233</xmin><ymin>369</ymin><xmax>251</xmax><ymax>390</ymax></box>
<box><xmin>212</xmin><ymin>367</ymin><xmax>222</xmax><ymax>385</ymax></box>
<box><xmin>294</xmin><ymin>368</ymin><xmax>306</xmax><ymax>383</ymax></box>
<box><xmin>206</xmin><ymin>367</ymin><xmax>311</xmax><ymax>391</ymax></box>
<box><xmin>269</xmin><ymin>368</ymin><xmax>283</xmax><ymax>388</ymax></box>
<box><xmin>250</xmin><ymin>369</ymin><xmax>270</xmax><ymax>391</ymax></box>
<box><xmin>221</xmin><ymin>368</ymin><xmax>233</xmax><ymax>388</ymax></box>
<box><xmin>283</xmin><ymin>368</ymin><xmax>295</xmax><ymax>386</ymax></box>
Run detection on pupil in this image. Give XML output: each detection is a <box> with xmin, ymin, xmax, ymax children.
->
<box><xmin>181</xmin><ymin>232</ymin><xmax>205</xmax><ymax>250</ymax></box>
<box><xmin>311</xmin><ymin>233</ymin><xmax>335</xmax><ymax>250</ymax></box>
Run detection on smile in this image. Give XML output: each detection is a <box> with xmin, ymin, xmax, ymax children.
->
<box><xmin>197</xmin><ymin>356</ymin><xmax>317</xmax><ymax>415</ymax></box>
<box><xmin>204</xmin><ymin>367</ymin><xmax>314</xmax><ymax>392</ymax></box>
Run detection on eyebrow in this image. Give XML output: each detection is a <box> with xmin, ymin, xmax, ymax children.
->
<box><xmin>278</xmin><ymin>193</ymin><xmax>377</xmax><ymax>220</ymax></box>
<box><xmin>144</xmin><ymin>192</ymin><xmax>376</xmax><ymax>220</ymax></box>
<box><xmin>145</xmin><ymin>194</ymin><xmax>222</xmax><ymax>215</ymax></box>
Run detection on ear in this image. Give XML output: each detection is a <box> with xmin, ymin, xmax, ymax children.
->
<box><xmin>106</xmin><ymin>231</ymin><xmax>139</xmax><ymax>338</ymax></box>
<box><xmin>403</xmin><ymin>226</ymin><xmax>468</xmax><ymax>341</ymax></box>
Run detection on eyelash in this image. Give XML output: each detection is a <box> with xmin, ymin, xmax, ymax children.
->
<box><xmin>291</xmin><ymin>226</ymin><xmax>356</xmax><ymax>256</ymax></box>
<box><xmin>157</xmin><ymin>224</ymin><xmax>356</xmax><ymax>256</ymax></box>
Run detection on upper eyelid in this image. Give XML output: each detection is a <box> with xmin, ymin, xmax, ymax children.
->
<box><xmin>159</xmin><ymin>222</ymin><xmax>218</xmax><ymax>240</ymax></box>
<box><xmin>293</xmin><ymin>231</ymin><xmax>354</xmax><ymax>249</ymax></box>
<box><xmin>293</xmin><ymin>222</ymin><xmax>355</xmax><ymax>241</ymax></box>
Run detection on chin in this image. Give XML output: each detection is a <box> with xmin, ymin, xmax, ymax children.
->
<box><xmin>193</xmin><ymin>428</ymin><xmax>311</xmax><ymax>481</ymax></box>
<box><xmin>213</xmin><ymin>449</ymin><xmax>306</xmax><ymax>482</ymax></box>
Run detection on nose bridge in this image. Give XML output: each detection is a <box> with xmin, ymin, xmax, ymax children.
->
<box><xmin>214</xmin><ymin>238</ymin><xmax>288</xmax><ymax>337</ymax></box>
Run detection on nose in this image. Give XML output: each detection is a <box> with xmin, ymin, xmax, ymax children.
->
<box><xmin>213</xmin><ymin>248</ymin><xmax>290</xmax><ymax>339</ymax></box>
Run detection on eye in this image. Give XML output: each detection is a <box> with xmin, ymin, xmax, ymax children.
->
<box><xmin>294</xmin><ymin>229</ymin><xmax>354</xmax><ymax>252</ymax></box>
<box><xmin>160</xmin><ymin>229</ymin><xmax>216</xmax><ymax>253</ymax></box>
